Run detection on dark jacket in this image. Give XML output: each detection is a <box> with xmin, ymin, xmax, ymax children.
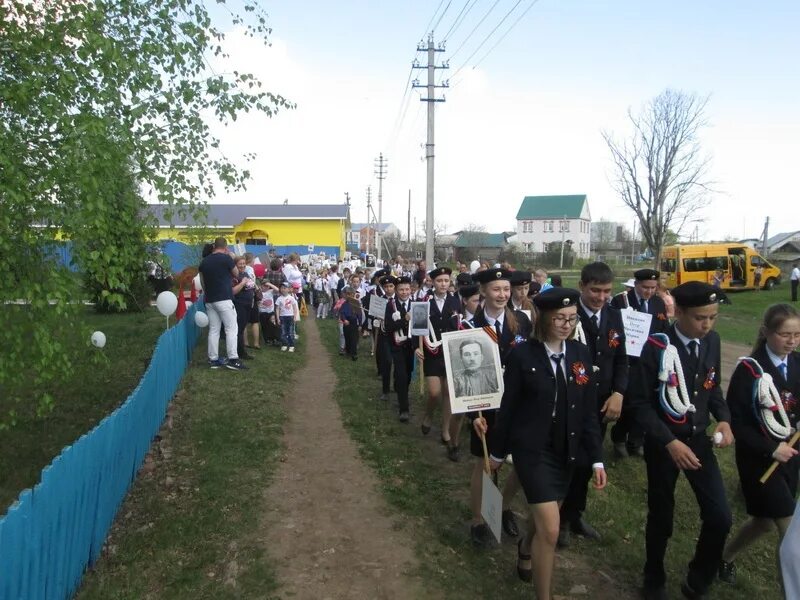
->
<box><xmin>470</xmin><ymin>307</ymin><xmax>533</xmax><ymax>367</ymax></box>
<box><xmin>418</xmin><ymin>293</ymin><xmax>461</xmax><ymax>356</ymax></box>
<box><xmin>727</xmin><ymin>346</ymin><xmax>800</xmax><ymax>459</ymax></box>
<box><xmin>629</xmin><ymin>325</ymin><xmax>730</xmax><ymax>446</ymax></box>
<box><xmin>383</xmin><ymin>296</ymin><xmax>413</xmax><ymax>347</ymax></box>
<box><xmin>489</xmin><ymin>340</ymin><xmax>602</xmax><ymax>465</ymax></box>
<box><xmin>610</xmin><ymin>290</ymin><xmax>669</xmax><ymax>335</ymax></box>
<box><xmin>578</xmin><ymin>303</ymin><xmax>628</xmax><ymax>401</ymax></box>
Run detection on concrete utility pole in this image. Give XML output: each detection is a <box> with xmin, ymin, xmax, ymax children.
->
<box><xmin>559</xmin><ymin>215</ymin><xmax>567</xmax><ymax>269</ymax></box>
<box><xmin>413</xmin><ymin>34</ymin><xmax>448</xmax><ymax>268</ymax></box>
<box><xmin>366</xmin><ymin>186</ymin><xmax>372</xmax><ymax>257</ymax></box>
<box><xmin>761</xmin><ymin>216</ymin><xmax>770</xmax><ymax>256</ymax></box>
<box><xmin>374</xmin><ymin>153</ymin><xmax>388</xmax><ymax>266</ymax></box>
<box><xmin>407</xmin><ymin>189</ymin><xmax>411</xmax><ymax>243</ymax></box>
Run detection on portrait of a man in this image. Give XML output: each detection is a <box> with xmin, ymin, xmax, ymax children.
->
<box><xmin>452</xmin><ymin>339</ymin><xmax>499</xmax><ymax>397</ymax></box>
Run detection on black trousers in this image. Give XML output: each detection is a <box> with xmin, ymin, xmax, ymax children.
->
<box><xmin>610</xmin><ymin>399</ymin><xmax>644</xmax><ymax>449</ymax></box>
<box><xmin>391</xmin><ymin>345</ymin><xmax>414</xmax><ymax>413</ymax></box>
<box><xmin>643</xmin><ymin>435</ymin><xmax>731</xmax><ymax>592</ymax></box>
<box><xmin>343</xmin><ymin>322</ymin><xmax>360</xmax><ymax>357</ymax></box>
<box><xmin>792</xmin><ymin>279</ymin><xmax>798</xmax><ymax>301</ymax></box>
<box><xmin>560</xmin><ymin>420</ymin><xmax>608</xmax><ymax>524</ymax></box>
<box><xmin>234</xmin><ymin>301</ymin><xmax>250</xmax><ymax>356</ymax></box>
<box><xmin>377</xmin><ymin>333</ymin><xmax>393</xmax><ymax>393</ymax></box>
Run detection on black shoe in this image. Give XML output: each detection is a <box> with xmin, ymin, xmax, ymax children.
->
<box><xmin>470</xmin><ymin>523</ymin><xmax>493</xmax><ymax>547</ymax></box>
<box><xmin>399</xmin><ymin>412</ymin><xmax>410</xmax><ymax>423</ymax></box>
<box><xmin>516</xmin><ymin>538</ymin><xmax>533</xmax><ymax>583</ymax></box>
<box><xmin>557</xmin><ymin>526</ymin><xmax>570</xmax><ymax>548</ymax></box>
<box><xmin>421</xmin><ymin>421</ymin><xmax>431</xmax><ymax>435</ymax></box>
<box><xmin>351</xmin><ymin>355</ymin><xmax>358</xmax><ymax>361</ymax></box>
<box><xmin>613</xmin><ymin>442</ymin><xmax>629</xmax><ymax>459</ymax></box>
<box><xmin>447</xmin><ymin>445</ymin><xmax>460</xmax><ymax>462</ymax></box>
<box><xmin>680</xmin><ymin>577</ymin><xmax>705</xmax><ymax>599</ymax></box>
<box><xmin>718</xmin><ymin>559</ymin><xmax>736</xmax><ymax>584</ymax></box>
<box><xmin>502</xmin><ymin>509</ymin><xmax>519</xmax><ymax>537</ymax></box>
<box><xmin>225</xmin><ymin>359</ymin><xmax>248</xmax><ymax>371</ymax></box>
<box><xmin>642</xmin><ymin>585</ymin><xmax>668</xmax><ymax>600</ymax></box>
<box><xmin>570</xmin><ymin>517</ymin><xmax>601</xmax><ymax>540</ymax></box>
<box><xmin>630</xmin><ymin>445</ymin><xmax>645</xmax><ymax>458</ymax></box>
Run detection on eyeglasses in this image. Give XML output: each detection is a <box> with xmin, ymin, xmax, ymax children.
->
<box><xmin>774</xmin><ymin>331</ymin><xmax>800</xmax><ymax>340</ymax></box>
<box><xmin>551</xmin><ymin>315</ymin><xmax>579</xmax><ymax>326</ymax></box>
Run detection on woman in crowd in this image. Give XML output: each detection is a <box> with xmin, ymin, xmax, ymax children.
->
<box><xmin>489</xmin><ymin>288</ymin><xmax>606</xmax><ymax>598</ymax></box>
<box><xmin>232</xmin><ymin>255</ymin><xmax>255</xmax><ymax>360</ymax></box>
<box><xmin>720</xmin><ymin>303</ymin><xmax>800</xmax><ymax>586</ymax></box>
<box><xmin>244</xmin><ymin>253</ymin><xmax>261</xmax><ymax>349</ymax></box>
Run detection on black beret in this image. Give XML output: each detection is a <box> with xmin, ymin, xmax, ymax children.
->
<box><xmin>671</xmin><ymin>281</ymin><xmax>720</xmax><ymax>308</ymax></box>
<box><xmin>395</xmin><ymin>275</ymin><xmax>412</xmax><ymax>285</ymax></box>
<box><xmin>380</xmin><ymin>275</ymin><xmax>399</xmax><ymax>286</ymax></box>
<box><xmin>428</xmin><ymin>267</ymin><xmax>452</xmax><ymax>280</ymax></box>
<box><xmin>528</xmin><ymin>281</ymin><xmax>542</xmax><ymax>296</ymax></box>
<box><xmin>510</xmin><ymin>270</ymin><xmax>532</xmax><ymax>286</ymax></box>
<box><xmin>634</xmin><ymin>268</ymin><xmax>660</xmax><ymax>281</ymax></box>
<box><xmin>370</xmin><ymin>268</ymin><xmax>387</xmax><ymax>283</ymax></box>
<box><xmin>458</xmin><ymin>283</ymin><xmax>480</xmax><ymax>299</ymax></box>
<box><xmin>472</xmin><ymin>268</ymin><xmax>512</xmax><ymax>284</ymax></box>
<box><xmin>532</xmin><ymin>287</ymin><xmax>580</xmax><ymax>311</ymax></box>
<box><xmin>455</xmin><ymin>272</ymin><xmax>474</xmax><ymax>287</ymax></box>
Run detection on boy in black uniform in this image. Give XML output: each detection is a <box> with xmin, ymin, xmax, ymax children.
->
<box><xmin>629</xmin><ymin>281</ymin><xmax>734</xmax><ymax>600</ymax></box>
<box><xmin>383</xmin><ymin>276</ymin><xmax>415</xmax><ymax>422</ymax></box>
<box><xmin>559</xmin><ymin>262</ymin><xmax>628</xmax><ymax>546</ymax></box>
<box><xmin>610</xmin><ymin>268</ymin><xmax>669</xmax><ymax>458</ymax></box>
<box><xmin>375</xmin><ymin>275</ymin><xmax>397</xmax><ymax>401</ymax></box>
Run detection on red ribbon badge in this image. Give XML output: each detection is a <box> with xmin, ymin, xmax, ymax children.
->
<box><xmin>572</xmin><ymin>361</ymin><xmax>590</xmax><ymax>385</ymax></box>
<box><xmin>657</xmin><ymin>313</ymin><xmax>667</xmax><ymax>321</ymax></box>
<box><xmin>608</xmin><ymin>328</ymin><xmax>621</xmax><ymax>349</ymax></box>
<box><xmin>703</xmin><ymin>367</ymin><xmax>716</xmax><ymax>390</ymax></box>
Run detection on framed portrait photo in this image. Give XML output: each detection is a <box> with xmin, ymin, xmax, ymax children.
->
<box><xmin>409</xmin><ymin>301</ymin><xmax>430</xmax><ymax>336</ymax></box>
<box><xmin>442</xmin><ymin>328</ymin><xmax>503</xmax><ymax>414</ymax></box>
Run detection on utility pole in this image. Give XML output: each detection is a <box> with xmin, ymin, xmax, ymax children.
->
<box><xmin>365</xmin><ymin>186</ymin><xmax>372</xmax><ymax>257</ymax></box>
<box><xmin>413</xmin><ymin>34</ymin><xmax>448</xmax><ymax>268</ymax></box>
<box><xmin>407</xmin><ymin>190</ymin><xmax>411</xmax><ymax>243</ymax></box>
<box><xmin>374</xmin><ymin>153</ymin><xmax>388</xmax><ymax>267</ymax></box>
<box><xmin>344</xmin><ymin>191</ymin><xmax>351</xmax><ymax>258</ymax></box>
<box><xmin>761</xmin><ymin>216</ymin><xmax>770</xmax><ymax>256</ymax></box>
<box><xmin>559</xmin><ymin>215</ymin><xmax>567</xmax><ymax>269</ymax></box>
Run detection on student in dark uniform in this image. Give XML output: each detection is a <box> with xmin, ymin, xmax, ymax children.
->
<box><xmin>559</xmin><ymin>262</ymin><xmax>628</xmax><ymax>546</ymax></box>
<box><xmin>508</xmin><ymin>270</ymin><xmax>535</xmax><ymax>314</ymax></box>
<box><xmin>383</xmin><ymin>276</ymin><xmax>416</xmax><ymax>423</ymax></box>
<box><xmin>363</xmin><ymin>268</ymin><xmax>386</xmax><ymax>363</ymax></box>
<box><xmin>628</xmin><ymin>281</ymin><xmax>734</xmax><ymax>600</ymax></box>
<box><xmin>416</xmin><ymin>267</ymin><xmax>462</xmax><ymax>449</ymax></box>
<box><xmin>719</xmin><ymin>303</ymin><xmax>800</xmax><ymax>586</ymax></box>
<box><xmin>610</xmin><ymin>268</ymin><xmax>669</xmax><ymax>458</ymax></box>
<box><xmin>488</xmin><ymin>287</ymin><xmax>606</xmax><ymax>599</ymax></box>
<box><xmin>375</xmin><ymin>275</ymin><xmax>397</xmax><ymax>401</ymax></box>
<box><xmin>469</xmin><ymin>269</ymin><xmax>532</xmax><ymax>546</ymax></box>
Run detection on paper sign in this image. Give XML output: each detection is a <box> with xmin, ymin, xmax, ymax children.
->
<box><xmin>620</xmin><ymin>308</ymin><xmax>653</xmax><ymax>357</ymax></box>
<box><xmin>368</xmin><ymin>295</ymin><xmax>388</xmax><ymax>319</ymax></box>
<box><xmin>481</xmin><ymin>471</ymin><xmax>503</xmax><ymax>543</ymax></box>
<box><xmin>521</xmin><ymin>309</ymin><xmax>532</xmax><ymax>321</ymax></box>
<box><xmin>442</xmin><ymin>328</ymin><xmax>504</xmax><ymax>414</ymax></box>
<box><xmin>410</xmin><ymin>301</ymin><xmax>430</xmax><ymax>336</ymax></box>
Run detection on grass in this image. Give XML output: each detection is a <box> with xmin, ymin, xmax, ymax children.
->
<box><xmin>317</xmin><ymin>319</ymin><xmax>783</xmax><ymax>600</ymax></box>
<box><xmin>0</xmin><ymin>307</ymin><xmax>166</xmax><ymax>513</ymax></box>
<box><xmin>75</xmin><ymin>334</ymin><xmax>298</xmax><ymax>599</ymax></box>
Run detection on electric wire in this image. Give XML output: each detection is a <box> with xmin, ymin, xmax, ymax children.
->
<box><xmin>442</xmin><ymin>0</ymin><xmax>480</xmax><ymax>43</ymax></box>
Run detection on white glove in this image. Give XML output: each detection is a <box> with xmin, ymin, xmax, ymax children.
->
<box><xmin>392</xmin><ymin>311</ymin><xmax>401</xmax><ymax>321</ymax></box>
<box><xmin>373</xmin><ymin>319</ymin><xmax>381</xmax><ymax>328</ymax></box>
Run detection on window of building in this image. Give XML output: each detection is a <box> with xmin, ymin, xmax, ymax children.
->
<box><xmin>245</xmin><ymin>238</ymin><xmax>267</xmax><ymax>245</ymax></box>
<box><xmin>522</xmin><ymin>221</ymin><xmax>533</xmax><ymax>233</ymax></box>
<box><xmin>544</xmin><ymin>221</ymin><xmax>553</xmax><ymax>232</ymax></box>
<box><xmin>560</xmin><ymin>220</ymin><xmax>569</xmax><ymax>232</ymax></box>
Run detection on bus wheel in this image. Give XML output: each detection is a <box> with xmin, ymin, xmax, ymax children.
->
<box><xmin>764</xmin><ymin>278</ymin><xmax>776</xmax><ymax>291</ymax></box>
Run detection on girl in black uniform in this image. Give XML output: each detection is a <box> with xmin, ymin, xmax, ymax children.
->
<box><xmin>489</xmin><ymin>288</ymin><xmax>606</xmax><ymax>599</ymax></box>
<box><xmin>720</xmin><ymin>303</ymin><xmax>800</xmax><ymax>585</ymax></box>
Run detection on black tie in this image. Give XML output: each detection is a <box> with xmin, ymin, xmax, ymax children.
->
<box><xmin>779</xmin><ymin>362</ymin><xmax>788</xmax><ymax>381</ymax></box>
<box><xmin>686</xmin><ymin>340</ymin><xmax>699</xmax><ymax>375</ymax></box>
<box><xmin>590</xmin><ymin>314</ymin><xmax>598</xmax><ymax>330</ymax></box>
<box><xmin>550</xmin><ymin>353</ymin><xmax>568</xmax><ymax>459</ymax></box>
<box><xmin>495</xmin><ymin>321</ymin><xmax>502</xmax><ymax>339</ymax></box>
<box><xmin>641</xmin><ymin>300</ymin><xmax>648</xmax><ymax>313</ymax></box>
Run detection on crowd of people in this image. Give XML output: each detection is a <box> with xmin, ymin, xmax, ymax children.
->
<box><xmin>197</xmin><ymin>242</ymin><xmax>799</xmax><ymax>599</ymax></box>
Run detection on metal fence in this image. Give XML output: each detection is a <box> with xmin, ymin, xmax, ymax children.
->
<box><xmin>0</xmin><ymin>303</ymin><xmax>202</xmax><ymax>600</ymax></box>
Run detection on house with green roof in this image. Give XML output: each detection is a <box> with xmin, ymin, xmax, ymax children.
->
<box><xmin>452</xmin><ymin>230</ymin><xmax>512</xmax><ymax>262</ymax></box>
<box><xmin>515</xmin><ymin>195</ymin><xmax>592</xmax><ymax>258</ymax></box>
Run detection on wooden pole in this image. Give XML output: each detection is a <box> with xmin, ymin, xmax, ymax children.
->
<box><xmin>418</xmin><ymin>337</ymin><xmax>425</xmax><ymax>395</ymax></box>
<box><xmin>760</xmin><ymin>430</ymin><xmax>800</xmax><ymax>484</ymax></box>
<box><xmin>478</xmin><ymin>410</ymin><xmax>490</xmax><ymax>474</ymax></box>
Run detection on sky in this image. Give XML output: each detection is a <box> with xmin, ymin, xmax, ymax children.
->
<box><xmin>207</xmin><ymin>0</ymin><xmax>800</xmax><ymax>243</ymax></box>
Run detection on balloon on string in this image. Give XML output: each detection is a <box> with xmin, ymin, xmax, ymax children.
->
<box><xmin>193</xmin><ymin>274</ymin><xmax>202</xmax><ymax>291</ymax></box>
<box><xmin>469</xmin><ymin>260</ymin><xmax>480</xmax><ymax>274</ymax></box>
<box><xmin>90</xmin><ymin>331</ymin><xmax>107</xmax><ymax>348</ymax></box>
<box><xmin>194</xmin><ymin>311</ymin><xmax>209</xmax><ymax>327</ymax></box>
<box><xmin>156</xmin><ymin>291</ymin><xmax>178</xmax><ymax>316</ymax></box>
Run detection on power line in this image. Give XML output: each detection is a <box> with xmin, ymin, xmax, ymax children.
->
<box><xmin>442</xmin><ymin>0</ymin><xmax>480</xmax><ymax>42</ymax></box>
<box><xmin>448</xmin><ymin>0</ymin><xmax>502</xmax><ymax>61</ymax></box>
<box><xmin>430</xmin><ymin>0</ymin><xmax>453</xmax><ymax>33</ymax></box>
<box><xmin>420</xmin><ymin>0</ymin><xmax>447</xmax><ymax>39</ymax></box>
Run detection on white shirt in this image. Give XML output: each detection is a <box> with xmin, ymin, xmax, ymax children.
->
<box><xmin>766</xmin><ymin>345</ymin><xmax>789</xmax><ymax>376</ymax></box>
<box><xmin>673</xmin><ymin>325</ymin><xmax>701</xmax><ymax>355</ymax></box>
<box><xmin>579</xmin><ymin>299</ymin><xmax>601</xmax><ymax>323</ymax></box>
<box><xmin>483</xmin><ymin>309</ymin><xmax>505</xmax><ymax>331</ymax></box>
<box><xmin>792</xmin><ymin>267</ymin><xmax>800</xmax><ymax>281</ymax></box>
<box><xmin>433</xmin><ymin>293</ymin><xmax>447</xmax><ymax>312</ymax></box>
<box><xmin>276</xmin><ymin>294</ymin><xmax>298</xmax><ymax>318</ymax></box>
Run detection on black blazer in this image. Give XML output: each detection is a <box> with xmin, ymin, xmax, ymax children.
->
<box><xmin>629</xmin><ymin>325</ymin><xmax>730</xmax><ymax>447</ymax></box>
<box><xmin>489</xmin><ymin>340</ymin><xmax>602</xmax><ymax>465</ymax></box>
<box><xmin>610</xmin><ymin>290</ymin><xmax>669</xmax><ymax>334</ymax></box>
<box><xmin>418</xmin><ymin>293</ymin><xmax>460</xmax><ymax>356</ymax></box>
<box><xmin>578</xmin><ymin>304</ymin><xmax>628</xmax><ymax>400</ymax></box>
<box><xmin>384</xmin><ymin>296</ymin><xmax>413</xmax><ymax>347</ymax></box>
<box><xmin>471</xmin><ymin>307</ymin><xmax>533</xmax><ymax>367</ymax></box>
<box><xmin>727</xmin><ymin>347</ymin><xmax>800</xmax><ymax>458</ymax></box>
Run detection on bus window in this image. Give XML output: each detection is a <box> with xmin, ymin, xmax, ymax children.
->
<box><xmin>750</xmin><ymin>255</ymin><xmax>763</xmax><ymax>267</ymax></box>
<box><xmin>661</xmin><ymin>258</ymin><xmax>677</xmax><ymax>273</ymax></box>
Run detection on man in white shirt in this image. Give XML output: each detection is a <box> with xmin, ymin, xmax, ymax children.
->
<box><xmin>791</xmin><ymin>262</ymin><xmax>799</xmax><ymax>302</ymax></box>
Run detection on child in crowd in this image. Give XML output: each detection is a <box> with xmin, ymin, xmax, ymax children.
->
<box><xmin>276</xmin><ymin>282</ymin><xmax>300</xmax><ymax>352</ymax></box>
<box><xmin>339</xmin><ymin>286</ymin><xmax>363</xmax><ymax>361</ymax></box>
<box><xmin>315</xmin><ymin>268</ymin><xmax>331</xmax><ymax>319</ymax></box>
<box><xmin>258</xmin><ymin>279</ymin><xmax>281</xmax><ymax>346</ymax></box>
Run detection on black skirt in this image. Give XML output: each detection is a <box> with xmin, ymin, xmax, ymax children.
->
<box><xmin>514</xmin><ymin>447</ymin><xmax>573</xmax><ymax>504</ymax></box>
<box><xmin>736</xmin><ymin>446</ymin><xmax>799</xmax><ymax>519</ymax></box>
<box><xmin>422</xmin><ymin>352</ymin><xmax>446</xmax><ymax>377</ymax></box>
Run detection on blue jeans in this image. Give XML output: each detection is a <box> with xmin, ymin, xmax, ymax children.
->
<box><xmin>280</xmin><ymin>316</ymin><xmax>295</xmax><ymax>347</ymax></box>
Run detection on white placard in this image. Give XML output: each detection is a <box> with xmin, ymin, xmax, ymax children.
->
<box><xmin>620</xmin><ymin>309</ymin><xmax>653</xmax><ymax>357</ymax></box>
<box><xmin>442</xmin><ymin>328</ymin><xmax>504</xmax><ymax>414</ymax></box>
<box><xmin>520</xmin><ymin>309</ymin><xmax>532</xmax><ymax>321</ymax></box>
<box><xmin>481</xmin><ymin>471</ymin><xmax>503</xmax><ymax>543</ymax></box>
<box><xmin>368</xmin><ymin>295</ymin><xmax>388</xmax><ymax>319</ymax></box>
<box><xmin>409</xmin><ymin>301</ymin><xmax>430</xmax><ymax>336</ymax></box>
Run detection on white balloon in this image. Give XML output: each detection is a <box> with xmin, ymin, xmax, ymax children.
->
<box><xmin>90</xmin><ymin>331</ymin><xmax>107</xmax><ymax>348</ymax></box>
<box><xmin>469</xmin><ymin>260</ymin><xmax>480</xmax><ymax>274</ymax></box>
<box><xmin>156</xmin><ymin>291</ymin><xmax>178</xmax><ymax>316</ymax></box>
<box><xmin>193</xmin><ymin>274</ymin><xmax>202</xmax><ymax>291</ymax></box>
<box><xmin>194</xmin><ymin>311</ymin><xmax>209</xmax><ymax>327</ymax></box>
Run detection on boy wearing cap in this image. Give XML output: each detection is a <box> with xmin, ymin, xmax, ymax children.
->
<box><xmin>610</xmin><ymin>268</ymin><xmax>669</xmax><ymax>458</ymax></box>
<box><xmin>383</xmin><ymin>276</ymin><xmax>415</xmax><ymax>422</ymax></box>
<box><xmin>559</xmin><ymin>262</ymin><xmax>628</xmax><ymax>546</ymax></box>
<box><xmin>375</xmin><ymin>275</ymin><xmax>398</xmax><ymax>401</ymax></box>
<box><xmin>629</xmin><ymin>281</ymin><xmax>734</xmax><ymax>600</ymax></box>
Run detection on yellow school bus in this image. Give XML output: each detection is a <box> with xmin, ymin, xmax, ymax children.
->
<box><xmin>660</xmin><ymin>244</ymin><xmax>781</xmax><ymax>290</ymax></box>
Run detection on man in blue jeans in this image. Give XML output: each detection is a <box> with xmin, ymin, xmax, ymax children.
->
<box><xmin>198</xmin><ymin>237</ymin><xmax>247</xmax><ymax>370</ymax></box>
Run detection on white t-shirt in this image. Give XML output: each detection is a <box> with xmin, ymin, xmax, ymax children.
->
<box><xmin>258</xmin><ymin>289</ymin><xmax>275</xmax><ymax>313</ymax></box>
<box><xmin>276</xmin><ymin>294</ymin><xmax>298</xmax><ymax>318</ymax></box>
<box><xmin>792</xmin><ymin>267</ymin><xmax>800</xmax><ymax>281</ymax></box>
<box><xmin>282</xmin><ymin>263</ymin><xmax>303</xmax><ymax>288</ymax></box>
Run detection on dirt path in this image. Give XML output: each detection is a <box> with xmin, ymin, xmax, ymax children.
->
<box><xmin>721</xmin><ymin>340</ymin><xmax>751</xmax><ymax>382</ymax></box>
<box><xmin>260</xmin><ymin>318</ymin><xmax>425</xmax><ymax>600</ymax></box>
